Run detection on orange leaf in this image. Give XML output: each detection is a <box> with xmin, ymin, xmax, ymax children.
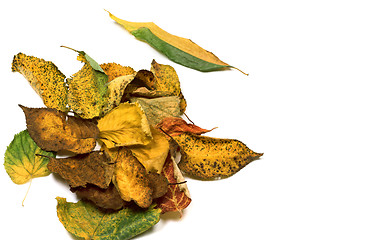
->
<box><xmin>157</xmin><ymin>117</ymin><xmax>214</xmax><ymax>137</ymax></box>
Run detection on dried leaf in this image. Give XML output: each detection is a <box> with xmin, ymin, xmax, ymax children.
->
<box><xmin>129</xmin><ymin>87</ymin><xmax>173</xmax><ymax>98</ymax></box>
<box><xmin>157</xmin><ymin>117</ymin><xmax>214</xmax><ymax>136</ymax></box>
<box><xmin>97</xmin><ymin>102</ymin><xmax>152</xmax><ymax>148</ymax></box>
<box><xmin>56</xmin><ymin>197</ymin><xmax>161</xmax><ymax>240</ymax></box>
<box><xmin>47</xmin><ymin>151</ymin><xmax>114</xmax><ymax>189</ymax></box>
<box><xmin>108</xmin><ymin>147</ymin><xmax>153</xmax><ymax>208</ymax></box>
<box><xmin>71</xmin><ymin>183</ymin><xmax>125</xmax><ymax>210</ymax></box>
<box><xmin>134</xmin><ymin>69</ymin><xmax>156</xmax><ymax>89</ymax></box>
<box><xmin>4</xmin><ymin>130</ymin><xmax>55</xmax><ymax>184</ymax></box>
<box><xmin>130</xmin><ymin>96</ymin><xmax>181</xmax><ymax>126</ymax></box>
<box><xmin>102</xmin><ymin>73</ymin><xmax>136</xmax><ymax>114</ymax></box>
<box><xmin>66</xmin><ymin>48</ymin><xmax>108</xmax><ymax>119</ymax></box>
<box><xmin>147</xmin><ymin>172</ymin><xmax>168</xmax><ymax>199</ymax></box>
<box><xmin>155</xmin><ymin>155</ymin><xmax>191</xmax><ymax>215</ymax></box>
<box><xmin>128</xmin><ymin>126</ymin><xmax>170</xmax><ymax>173</ymax></box>
<box><xmin>108</xmin><ymin>11</ymin><xmax>247</xmax><ymax>74</ymax></box>
<box><xmin>151</xmin><ymin>60</ymin><xmax>187</xmax><ymax>113</ymax></box>
<box><xmin>20</xmin><ymin>105</ymin><xmax>98</xmax><ymax>154</ymax></box>
<box><xmin>100</xmin><ymin>62</ymin><xmax>135</xmax><ymax>82</ymax></box>
<box><xmin>11</xmin><ymin>53</ymin><xmax>68</xmax><ymax>112</ymax></box>
<box><xmin>174</xmin><ymin>133</ymin><xmax>263</xmax><ymax>180</ymax></box>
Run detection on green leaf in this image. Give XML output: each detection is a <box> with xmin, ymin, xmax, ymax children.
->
<box><xmin>65</xmin><ymin>47</ymin><xmax>108</xmax><ymax>119</ymax></box>
<box><xmin>4</xmin><ymin>130</ymin><xmax>56</xmax><ymax>184</ymax></box>
<box><xmin>56</xmin><ymin>197</ymin><xmax>161</xmax><ymax>240</ymax></box>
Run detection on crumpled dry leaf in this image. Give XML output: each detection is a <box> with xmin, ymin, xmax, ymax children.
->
<box><xmin>129</xmin><ymin>87</ymin><xmax>173</xmax><ymax>99</ymax></box>
<box><xmin>20</xmin><ymin>105</ymin><xmax>98</xmax><ymax>154</ymax></box>
<box><xmin>11</xmin><ymin>53</ymin><xmax>68</xmax><ymax>112</ymax></box>
<box><xmin>174</xmin><ymin>133</ymin><xmax>263</xmax><ymax>180</ymax></box>
<box><xmin>102</xmin><ymin>73</ymin><xmax>136</xmax><ymax>114</ymax></box>
<box><xmin>130</xmin><ymin>96</ymin><xmax>181</xmax><ymax>126</ymax></box>
<box><xmin>128</xmin><ymin>126</ymin><xmax>170</xmax><ymax>173</ymax></box>
<box><xmin>155</xmin><ymin>154</ymin><xmax>191</xmax><ymax>215</ymax></box>
<box><xmin>71</xmin><ymin>183</ymin><xmax>125</xmax><ymax>210</ymax></box>
<box><xmin>47</xmin><ymin>151</ymin><xmax>114</xmax><ymax>189</ymax></box>
<box><xmin>107</xmin><ymin>147</ymin><xmax>153</xmax><ymax>208</ymax></box>
<box><xmin>97</xmin><ymin>102</ymin><xmax>152</xmax><ymax>148</ymax></box>
<box><xmin>56</xmin><ymin>197</ymin><xmax>161</xmax><ymax>240</ymax></box>
<box><xmin>151</xmin><ymin>60</ymin><xmax>187</xmax><ymax>113</ymax></box>
<box><xmin>157</xmin><ymin>117</ymin><xmax>214</xmax><ymax>136</ymax></box>
<box><xmin>4</xmin><ymin>130</ymin><xmax>56</xmax><ymax>184</ymax></box>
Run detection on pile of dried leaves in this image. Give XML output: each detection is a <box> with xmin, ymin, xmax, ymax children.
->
<box><xmin>4</xmin><ymin>12</ymin><xmax>262</xmax><ymax>240</ymax></box>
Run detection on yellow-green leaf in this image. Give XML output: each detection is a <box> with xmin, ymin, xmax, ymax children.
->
<box><xmin>66</xmin><ymin>48</ymin><xmax>108</xmax><ymax>119</ymax></box>
<box><xmin>98</xmin><ymin>102</ymin><xmax>152</xmax><ymax>148</ymax></box>
<box><xmin>56</xmin><ymin>197</ymin><xmax>161</xmax><ymax>240</ymax></box>
<box><xmin>107</xmin><ymin>11</ymin><xmax>246</xmax><ymax>74</ymax></box>
<box><xmin>174</xmin><ymin>133</ymin><xmax>263</xmax><ymax>180</ymax></box>
<box><xmin>4</xmin><ymin>130</ymin><xmax>55</xmax><ymax>184</ymax></box>
<box><xmin>11</xmin><ymin>53</ymin><xmax>68</xmax><ymax>112</ymax></box>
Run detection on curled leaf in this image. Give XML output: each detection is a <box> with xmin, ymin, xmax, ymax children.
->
<box><xmin>174</xmin><ymin>133</ymin><xmax>263</xmax><ymax>180</ymax></box>
<box><xmin>108</xmin><ymin>11</ymin><xmax>246</xmax><ymax>74</ymax></box>
<box><xmin>157</xmin><ymin>117</ymin><xmax>214</xmax><ymax>136</ymax></box>
<box><xmin>108</xmin><ymin>147</ymin><xmax>153</xmax><ymax>208</ymax></box>
<box><xmin>11</xmin><ymin>53</ymin><xmax>68</xmax><ymax>111</ymax></box>
<box><xmin>4</xmin><ymin>130</ymin><xmax>55</xmax><ymax>184</ymax></box>
<box><xmin>56</xmin><ymin>197</ymin><xmax>161</xmax><ymax>240</ymax></box>
<box><xmin>20</xmin><ymin>105</ymin><xmax>98</xmax><ymax>154</ymax></box>
<box><xmin>97</xmin><ymin>102</ymin><xmax>152</xmax><ymax>148</ymax></box>
<box><xmin>47</xmin><ymin>151</ymin><xmax>114</xmax><ymax>189</ymax></box>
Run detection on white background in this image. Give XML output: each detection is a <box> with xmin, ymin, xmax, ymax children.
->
<box><xmin>1</xmin><ymin>0</ymin><xmax>364</xmax><ymax>239</ymax></box>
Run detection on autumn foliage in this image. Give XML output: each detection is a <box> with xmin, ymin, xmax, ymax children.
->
<box><xmin>5</xmin><ymin>47</ymin><xmax>262</xmax><ymax>239</ymax></box>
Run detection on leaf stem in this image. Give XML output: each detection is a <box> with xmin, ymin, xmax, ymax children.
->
<box><xmin>60</xmin><ymin>45</ymin><xmax>78</xmax><ymax>53</ymax></box>
<box><xmin>233</xmin><ymin>67</ymin><xmax>249</xmax><ymax>76</ymax></box>
<box><xmin>22</xmin><ymin>178</ymin><xmax>32</xmax><ymax>207</ymax></box>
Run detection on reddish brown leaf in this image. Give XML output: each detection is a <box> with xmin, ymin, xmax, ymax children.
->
<box><xmin>157</xmin><ymin>117</ymin><xmax>214</xmax><ymax>137</ymax></box>
<box><xmin>71</xmin><ymin>183</ymin><xmax>125</xmax><ymax>210</ymax></box>
<box><xmin>155</xmin><ymin>154</ymin><xmax>191</xmax><ymax>215</ymax></box>
<box><xmin>47</xmin><ymin>151</ymin><xmax>114</xmax><ymax>189</ymax></box>
<box><xmin>147</xmin><ymin>172</ymin><xmax>168</xmax><ymax>199</ymax></box>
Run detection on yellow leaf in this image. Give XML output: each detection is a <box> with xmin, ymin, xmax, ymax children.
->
<box><xmin>100</xmin><ymin>62</ymin><xmax>136</xmax><ymax>82</ymax></box>
<box><xmin>11</xmin><ymin>53</ymin><xmax>67</xmax><ymax>112</ymax></box>
<box><xmin>129</xmin><ymin>126</ymin><xmax>170</xmax><ymax>173</ymax></box>
<box><xmin>174</xmin><ymin>133</ymin><xmax>263</xmax><ymax>180</ymax></box>
<box><xmin>97</xmin><ymin>102</ymin><xmax>152</xmax><ymax>148</ymax></box>
<box><xmin>151</xmin><ymin>60</ymin><xmax>187</xmax><ymax>113</ymax></box>
<box><xmin>107</xmin><ymin>147</ymin><xmax>153</xmax><ymax>208</ymax></box>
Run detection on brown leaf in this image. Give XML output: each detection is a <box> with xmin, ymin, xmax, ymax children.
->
<box><xmin>157</xmin><ymin>117</ymin><xmax>214</xmax><ymax>136</ymax></box>
<box><xmin>155</xmin><ymin>154</ymin><xmax>191</xmax><ymax>215</ymax></box>
<box><xmin>71</xmin><ymin>183</ymin><xmax>125</xmax><ymax>210</ymax></box>
<box><xmin>47</xmin><ymin>151</ymin><xmax>114</xmax><ymax>189</ymax></box>
<box><xmin>19</xmin><ymin>105</ymin><xmax>98</xmax><ymax>154</ymax></box>
<box><xmin>107</xmin><ymin>147</ymin><xmax>153</xmax><ymax>208</ymax></box>
<box><xmin>147</xmin><ymin>172</ymin><xmax>168</xmax><ymax>199</ymax></box>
